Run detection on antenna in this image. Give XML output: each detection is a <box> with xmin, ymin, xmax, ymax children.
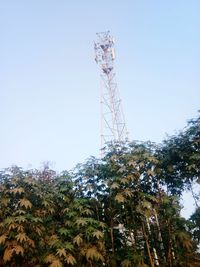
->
<box><xmin>94</xmin><ymin>31</ymin><xmax>128</xmax><ymax>153</ymax></box>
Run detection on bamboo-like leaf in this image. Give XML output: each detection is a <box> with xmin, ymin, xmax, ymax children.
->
<box><xmin>1</xmin><ymin>197</ymin><xmax>10</xmax><ymax>206</ymax></box>
<box><xmin>57</xmin><ymin>248</ymin><xmax>67</xmax><ymax>257</ymax></box>
<box><xmin>99</xmin><ymin>222</ymin><xmax>106</xmax><ymax>229</ymax></box>
<box><xmin>65</xmin><ymin>254</ymin><xmax>76</xmax><ymax>265</ymax></box>
<box><xmin>128</xmin><ymin>160</ymin><xmax>136</xmax><ymax>167</ymax></box>
<box><xmin>3</xmin><ymin>248</ymin><xmax>13</xmax><ymax>262</ymax></box>
<box><xmin>27</xmin><ymin>238</ymin><xmax>35</xmax><ymax>248</ymax></box>
<box><xmin>49</xmin><ymin>259</ymin><xmax>63</xmax><ymax>267</ymax></box>
<box><xmin>8</xmin><ymin>223</ymin><xmax>17</xmax><ymax>230</ymax></box>
<box><xmin>14</xmin><ymin>245</ymin><xmax>24</xmax><ymax>255</ymax></box>
<box><xmin>138</xmin><ymin>261</ymin><xmax>148</xmax><ymax>267</ymax></box>
<box><xmin>110</xmin><ymin>182</ymin><xmax>120</xmax><ymax>189</ymax></box>
<box><xmin>0</xmin><ymin>234</ymin><xmax>7</xmax><ymax>245</ymax></box>
<box><xmin>64</xmin><ymin>242</ymin><xmax>74</xmax><ymax>251</ymax></box>
<box><xmin>34</xmin><ymin>226</ymin><xmax>43</xmax><ymax>236</ymax></box>
<box><xmin>62</xmin><ymin>207</ymin><xmax>70</xmax><ymax>213</ymax></box>
<box><xmin>17</xmin><ymin>225</ymin><xmax>24</xmax><ymax>232</ymax></box>
<box><xmin>115</xmin><ymin>193</ymin><xmax>125</xmax><ymax>203</ymax></box>
<box><xmin>42</xmin><ymin>200</ymin><xmax>51</xmax><ymax>207</ymax></box>
<box><xmin>177</xmin><ymin>231</ymin><xmax>193</xmax><ymax>250</ymax></box>
<box><xmin>15</xmin><ymin>216</ymin><xmax>27</xmax><ymax>223</ymax></box>
<box><xmin>4</xmin><ymin>217</ymin><xmax>15</xmax><ymax>225</ymax></box>
<box><xmin>58</xmin><ymin>228</ymin><xmax>70</xmax><ymax>236</ymax></box>
<box><xmin>147</xmin><ymin>170</ymin><xmax>154</xmax><ymax>176</ymax></box>
<box><xmin>118</xmin><ymin>166</ymin><xmax>126</xmax><ymax>173</ymax></box>
<box><xmin>16</xmin><ymin>232</ymin><xmax>28</xmax><ymax>243</ymax></box>
<box><xmin>123</xmin><ymin>189</ymin><xmax>133</xmax><ymax>197</ymax></box>
<box><xmin>19</xmin><ymin>198</ymin><xmax>32</xmax><ymax>209</ymax></box>
<box><xmin>45</xmin><ymin>254</ymin><xmax>56</xmax><ymax>263</ymax></box>
<box><xmin>64</xmin><ymin>220</ymin><xmax>72</xmax><ymax>226</ymax></box>
<box><xmin>121</xmin><ymin>178</ymin><xmax>129</xmax><ymax>184</ymax></box>
<box><xmin>15</xmin><ymin>209</ymin><xmax>26</xmax><ymax>215</ymax></box>
<box><xmin>46</xmin><ymin>255</ymin><xmax>63</xmax><ymax>267</ymax></box>
<box><xmin>48</xmin><ymin>235</ymin><xmax>59</xmax><ymax>247</ymax></box>
<box><xmin>10</xmin><ymin>187</ymin><xmax>25</xmax><ymax>195</ymax></box>
<box><xmin>86</xmin><ymin>246</ymin><xmax>104</xmax><ymax>261</ymax></box>
<box><xmin>81</xmin><ymin>208</ymin><xmax>93</xmax><ymax>215</ymax></box>
<box><xmin>48</xmin><ymin>207</ymin><xmax>55</xmax><ymax>214</ymax></box>
<box><xmin>121</xmin><ymin>259</ymin><xmax>132</xmax><ymax>267</ymax></box>
<box><xmin>75</xmin><ymin>218</ymin><xmax>87</xmax><ymax>226</ymax></box>
<box><xmin>73</xmin><ymin>234</ymin><xmax>83</xmax><ymax>246</ymax></box>
<box><xmin>92</xmin><ymin>230</ymin><xmax>103</xmax><ymax>239</ymax></box>
<box><xmin>31</xmin><ymin>217</ymin><xmax>43</xmax><ymax>223</ymax></box>
<box><xmin>97</xmin><ymin>240</ymin><xmax>105</xmax><ymax>251</ymax></box>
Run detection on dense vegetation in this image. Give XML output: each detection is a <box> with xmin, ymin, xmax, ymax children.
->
<box><xmin>0</xmin><ymin>114</ymin><xmax>199</xmax><ymax>266</ymax></box>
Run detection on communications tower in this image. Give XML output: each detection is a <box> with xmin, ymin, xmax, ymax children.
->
<box><xmin>94</xmin><ymin>31</ymin><xmax>128</xmax><ymax>151</ymax></box>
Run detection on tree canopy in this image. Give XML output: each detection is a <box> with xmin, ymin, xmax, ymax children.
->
<box><xmin>0</xmin><ymin>113</ymin><xmax>200</xmax><ymax>266</ymax></box>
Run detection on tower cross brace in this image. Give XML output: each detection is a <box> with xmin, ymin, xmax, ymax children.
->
<box><xmin>94</xmin><ymin>31</ymin><xmax>128</xmax><ymax>151</ymax></box>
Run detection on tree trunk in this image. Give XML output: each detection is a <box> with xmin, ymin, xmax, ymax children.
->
<box><xmin>142</xmin><ymin>221</ymin><xmax>155</xmax><ymax>267</ymax></box>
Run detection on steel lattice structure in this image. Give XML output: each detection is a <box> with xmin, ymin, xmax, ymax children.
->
<box><xmin>94</xmin><ymin>31</ymin><xmax>128</xmax><ymax>150</ymax></box>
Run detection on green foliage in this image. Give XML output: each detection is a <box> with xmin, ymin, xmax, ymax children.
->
<box><xmin>0</xmin><ymin>113</ymin><xmax>200</xmax><ymax>266</ymax></box>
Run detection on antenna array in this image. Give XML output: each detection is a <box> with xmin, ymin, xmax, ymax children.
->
<box><xmin>94</xmin><ymin>31</ymin><xmax>128</xmax><ymax>151</ymax></box>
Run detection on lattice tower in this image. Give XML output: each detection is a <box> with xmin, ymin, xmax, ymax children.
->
<box><xmin>94</xmin><ymin>31</ymin><xmax>128</xmax><ymax>151</ymax></box>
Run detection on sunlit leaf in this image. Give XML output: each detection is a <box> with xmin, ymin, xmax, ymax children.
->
<box><xmin>10</xmin><ymin>187</ymin><xmax>25</xmax><ymax>195</ymax></box>
<box><xmin>75</xmin><ymin>218</ymin><xmax>87</xmax><ymax>226</ymax></box>
<box><xmin>48</xmin><ymin>235</ymin><xmax>59</xmax><ymax>247</ymax></box>
<box><xmin>16</xmin><ymin>232</ymin><xmax>28</xmax><ymax>243</ymax></box>
<box><xmin>3</xmin><ymin>248</ymin><xmax>13</xmax><ymax>262</ymax></box>
<box><xmin>14</xmin><ymin>245</ymin><xmax>24</xmax><ymax>255</ymax></box>
<box><xmin>86</xmin><ymin>246</ymin><xmax>104</xmax><ymax>261</ymax></box>
<box><xmin>65</xmin><ymin>254</ymin><xmax>76</xmax><ymax>265</ymax></box>
<box><xmin>110</xmin><ymin>182</ymin><xmax>120</xmax><ymax>189</ymax></box>
<box><xmin>49</xmin><ymin>259</ymin><xmax>63</xmax><ymax>267</ymax></box>
<box><xmin>0</xmin><ymin>234</ymin><xmax>7</xmax><ymax>245</ymax></box>
<box><xmin>92</xmin><ymin>230</ymin><xmax>103</xmax><ymax>239</ymax></box>
<box><xmin>73</xmin><ymin>235</ymin><xmax>83</xmax><ymax>246</ymax></box>
<box><xmin>123</xmin><ymin>189</ymin><xmax>133</xmax><ymax>197</ymax></box>
<box><xmin>121</xmin><ymin>178</ymin><xmax>129</xmax><ymax>184</ymax></box>
<box><xmin>45</xmin><ymin>254</ymin><xmax>56</xmax><ymax>263</ymax></box>
<box><xmin>8</xmin><ymin>223</ymin><xmax>17</xmax><ymax>230</ymax></box>
<box><xmin>56</xmin><ymin>248</ymin><xmax>67</xmax><ymax>257</ymax></box>
<box><xmin>27</xmin><ymin>238</ymin><xmax>35</xmax><ymax>248</ymax></box>
<box><xmin>115</xmin><ymin>193</ymin><xmax>125</xmax><ymax>203</ymax></box>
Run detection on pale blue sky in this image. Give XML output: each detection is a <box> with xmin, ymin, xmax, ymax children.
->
<box><xmin>0</xmin><ymin>1</ymin><xmax>199</xmax><ymax>172</ymax></box>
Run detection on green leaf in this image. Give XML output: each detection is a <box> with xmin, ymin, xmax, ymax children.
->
<box><xmin>58</xmin><ymin>228</ymin><xmax>70</xmax><ymax>236</ymax></box>
<box><xmin>15</xmin><ymin>216</ymin><xmax>27</xmax><ymax>223</ymax></box>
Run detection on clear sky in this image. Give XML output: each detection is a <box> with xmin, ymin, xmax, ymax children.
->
<box><xmin>0</xmin><ymin>1</ymin><xmax>199</xmax><ymax>172</ymax></box>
